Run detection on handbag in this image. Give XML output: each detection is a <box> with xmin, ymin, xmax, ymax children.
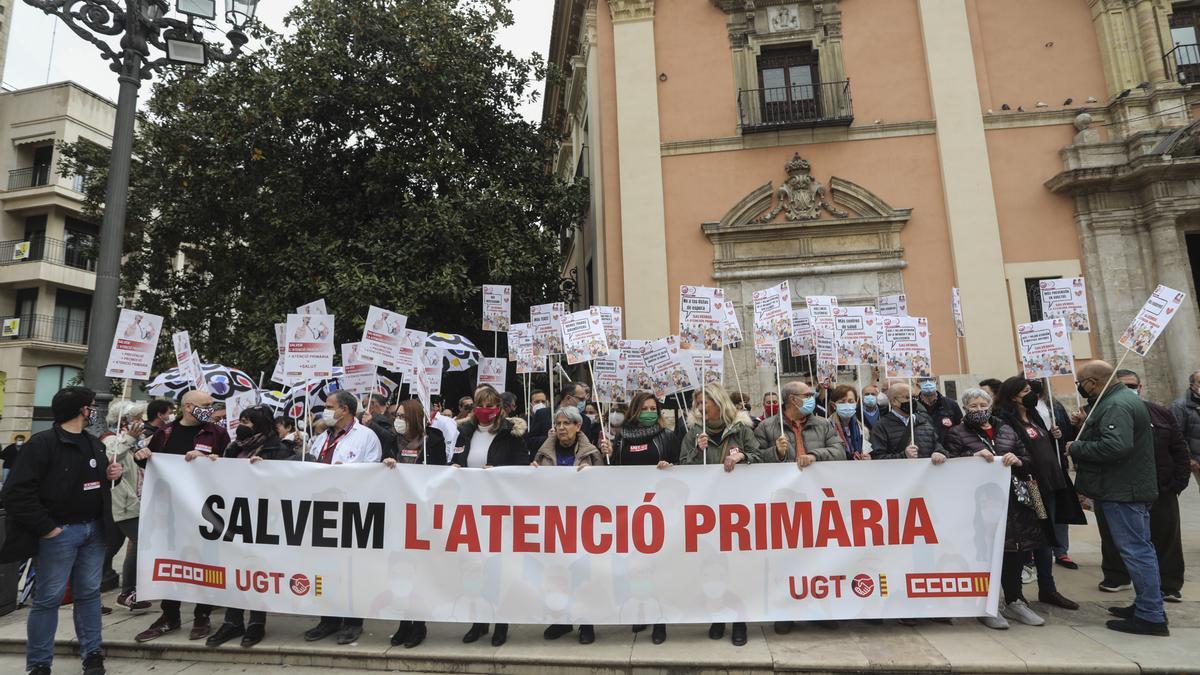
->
<box><xmin>1012</xmin><ymin>475</ymin><xmax>1049</xmax><ymax>520</ymax></box>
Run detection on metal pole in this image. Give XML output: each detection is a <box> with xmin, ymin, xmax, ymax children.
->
<box><xmin>84</xmin><ymin>57</ymin><xmax>142</xmax><ymax>435</ymax></box>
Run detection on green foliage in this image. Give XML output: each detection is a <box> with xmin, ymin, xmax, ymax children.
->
<box><xmin>58</xmin><ymin>0</ymin><xmax>586</xmax><ymax>377</ymax></box>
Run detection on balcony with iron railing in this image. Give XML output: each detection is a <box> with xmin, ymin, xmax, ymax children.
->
<box><xmin>0</xmin><ymin>236</ymin><xmax>96</xmax><ymax>272</ymax></box>
<box><xmin>737</xmin><ymin>80</ymin><xmax>854</xmax><ymax>133</ymax></box>
<box><xmin>0</xmin><ymin>314</ymin><xmax>88</xmax><ymax>346</ymax></box>
<box><xmin>1164</xmin><ymin>43</ymin><xmax>1200</xmax><ymax>85</ymax></box>
<box><xmin>6</xmin><ymin>167</ymin><xmax>85</xmax><ymax>193</ymax></box>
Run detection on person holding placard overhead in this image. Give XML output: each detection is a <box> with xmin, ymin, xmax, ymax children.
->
<box><xmin>869</xmin><ymin>383</ymin><xmax>944</xmax><ymax>462</ymax></box>
<box><xmin>679</xmin><ymin>383</ymin><xmax>760</xmax><ymax>646</ymax></box>
<box><xmin>451</xmin><ymin>385</ymin><xmax>528</xmax><ymax>647</ymax></box>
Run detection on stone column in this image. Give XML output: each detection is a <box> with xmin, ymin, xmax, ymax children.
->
<box><xmin>1148</xmin><ymin>217</ymin><xmax>1200</xmax><ymax>397</ymax></box>
<box><xmin>583</xmin><ymin>3</ymin><xmax>607</xmax><ymax>304</ymax></box>
<box><xmin>1133</xmin><ymin>0</ymin><xmax>1167</xmax><ymax>83</ymax></box>
<box><xmin>608</xmin><ymin>0</ymin><xmax>670</xmax><ymax>339</ymax></box>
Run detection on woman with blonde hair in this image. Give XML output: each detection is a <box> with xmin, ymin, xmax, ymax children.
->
<box><xmin>678</xmin><ymin>382</ymin><xmax>760</xmax><ymax>646</ymax></box>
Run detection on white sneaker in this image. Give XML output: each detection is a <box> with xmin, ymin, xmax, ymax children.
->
<box><xmin>1021</xmin><ymin>565</ymin><xmax>1037</xmax><ymax>585</ymax></box>
<box><xmin>1001</xmin><ymin>599</ymin><xmax>1045</xmax><ymax>626</ymax></box>
<box><xmin>978</xmin><ymin>609</ymin><xmax>1010</xmax><ymax>630</ymax></box>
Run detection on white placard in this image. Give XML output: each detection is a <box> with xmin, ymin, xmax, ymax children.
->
<box><xmin>560</xmin><ymin>307</ymin><xmax>609</xmax><ymax>365</ymax></box>
<box><xmin>679</xmin><ymin>285</ymin><xmax>727</xmax><ymax>351</ymax></box>
<box><xmin>878</xmin><ymin>294</ymin><xmax>908</xmax><ymax>317</ymax></box>
<box><xmin>360</xmin><ymin>306</ymin><xmax>408</xmax><ymax>369</ymax></box>
<box><xmin>1017</xmin><ymin>319</ymin><xmax>1075</xmax><ymax>380</ymax></box>
<box><xmin>284</xmin><ymin>313</ymin><xmax>334</xmax><ymax>380</ymax></box>
<box><xmin>172</xmin><ymin>331</ymin><xmax>205</xmax><ymax>391</ymax></box>
<box><xmin>105</xmin><ymin>309</ymin><xmax>164</xmax><ymax>380</ymax></box>
<box><xmin>477</xmin><ymin>357</ymin><xmax>507</xmax><ymax>390</ymax></box>
<box><xmin>531</xmin><ymin>302</ymin><xmax>565</xmax><ymax>355</ymax></box>
<box><xmin>882</xmin><ymin>316</ymin><xmax>932</xmax><ymax>380</ymax></box>
<box><xmin>596</xmin><ymin>306</ymin><xmax>624</xmax><ymax>350</ymax></box>
<box><xmin>1038</xmin><ymin>278</ymin><xmax>1091</xmax><ymax>333</ymax></box>
<box><xmin>753</xmin><ymin>281</ymin><xmax>794</xmax><ymax>342</ymax></box>
<box><xmin>482</xmin><ymin>285</ymin><xmax>512</xmax><ymax>332</ymax></box>
<box><xmin>339</xmin><ymin>342</ymin><xmax>376</xmax><ymax>396</ymax></box>
<box><xmin>1118</xmin><ymin>284</ymin><xmax>1188</xmax><ymax>357</ymax></box>
<box><xmin>834</xmin><ymin>306</ymin><xmax>882</xmax><ymax>367</ymax></box>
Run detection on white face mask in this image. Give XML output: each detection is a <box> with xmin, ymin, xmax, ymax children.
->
<box><xmin>585</xmin><ymin>414</ymin><xmax>597</xmax><ymax>424</ymax></box>
<box><xmin>609</xmin><ymin>412</ymin><xmax>625</xmax><ymax>427</ymax></box>
<box><xmin>393</xmin><ymin>418</ymin><xmax>408</xmax><ymax>436</ymax></box>
<box><xmin>320</xmin><ymin>409</ymin><xmax>336</xmax><ymax>425</ymax></box>
<box><xmin>532</xmin><ymin>402</ymin><xmax>547</xmax><ymax>412</ymax></box>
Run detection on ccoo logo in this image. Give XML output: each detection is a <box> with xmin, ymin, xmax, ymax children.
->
<box><xmin>852</xmin><ymin>574</ymin><xmax>875</xmax><ymax>598</ymax></box>
<box><xmin>290</xmin><ymin>574</ymin><xmax>311</xmax><ymax>596</ymax></box>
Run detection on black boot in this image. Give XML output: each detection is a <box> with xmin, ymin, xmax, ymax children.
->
<box><xmin>404</xmin><ymin>621</ymin><xmax>427</xmax><ymax>649</ymax></box>
<box><xmin>651</xmin><ymin>624</ymin><xmax>667</xmax><ymax>644</ymax></box>
<box><xmin>205</xmin><ymin>622</ymin><xmax>245</xmax><ymax>648</ymax></box>
<box><xmin>462</xmin><ymin>623</ymin><xmax>489</xmax><ymax>643</ymax></box>
<box><xmin>391</xmin><ymin>620</ymin><xmax>413</xmax><ymax>646</ymax></box>
<box><xmin>731</xmin><ymin>622</ymin><xmax>748</xmax><ymax>646</ymax></box>
<box><xmin>579</xmin><ymin>624</ymin><xmax>595</xmax><ymax>644</ymax></box>
<box><xmin>241</xmin><ymin>623</ymin><xmax>265</xmax><ymax>648</ymax></box>
<box><xmin>708</xmin><ymin>622</ymin><xmax>725</xmax><ymax>640</ymax></box>
<box><xmin>491</xmin><ymin>623</ymin><xmax>509</xmax><ymax>647</ymax></box>
<box><xmin>543</xmin><ymin>624</ymin><xmax>573</xmax><ymax>640</ymax></box>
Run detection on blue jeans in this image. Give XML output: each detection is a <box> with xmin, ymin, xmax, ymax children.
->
<box><xmin>1097</xmin><ymin>500</ymin><xmax>1165</xmax><ymax>623</ymax></box>
<box><xmin>27</xmin><ymin>520</ymin><xmax>105</xmax><ymax>671</ymax></box>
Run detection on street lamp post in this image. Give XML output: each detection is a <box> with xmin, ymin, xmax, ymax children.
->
<box><xmin>25</xmin><ymin>0</ymin><xmax>260</xmax><ymax>431</ymax></box>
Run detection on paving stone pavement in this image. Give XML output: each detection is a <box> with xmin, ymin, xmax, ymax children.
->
<box><xmin>0</xmin><ymin>487</ymin><xmax>1196</xmax><ymax>673</ymax></box>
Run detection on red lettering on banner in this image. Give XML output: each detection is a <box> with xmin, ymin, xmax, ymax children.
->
<box><xmin>770</xmin><ymin>501</ymin><xmax>813</xmax><ymax>549</ymax></box>
<box><xmin>906</xmin><ymin>572</ymin><xmax>989</xmax><ymax>598</ymax></box>
<box><xmin>544</xmin><ymin>505</ymin><xmax>577</xmax><ymax>553</ymax></box>
<box><xmin>850</xmin><ymin>499</ymin><xmax>884</xmax><ymax>546</ymax></box>
<box><xmin>446</xmin><ymin>505</ymin><xmax>481</xmax><ymax>552</ymax></box>
<box><xmin>511</xmin><ymin>505</ymin><xmax>539</xmax><ymax>553</ymax></box>
<box><xmin>480</xmin><ymin>505</ymin><xmax>511</xmax><ymax>553</ymax></box>
<box><xmin>615</xmin><ymin>505</ymin><xmax>629</xmax><ymax>554</ymax></box>
<box><xmin>684</xmin><ymin>505</ymin><xmax>715</xmax><ymax>552</ymax></box>
<box><xmin>719</xmin><ymin>504</ymin><xmax>751</xmax><ymax>552</ymax></box>
<box><xmin>405</xmin><ymin>503</ymin><xmax>430</xmax><ymax>550</ymax></box>
<box><xmin>581</xmin><ymin>505</ymin><xmax>612</xmax><ymax>554</ymax></box>
<box><xmin>753</xmin><ymin>502</ymin><xmax>768</xmax><ymax>550</ymax></box>
<box><xmin>901</xmin><ymin>498</ymin><xmax>938</xmax><ymax>544</ymax></box>
<box><xmin>153</xmin><ymin>558</ymin><xmax>226</xmax><ymax>589</ymax></box>
<box><xmin>815</xmin><ymin>496</ymin><xmax>851</xmax><ymax>548</ymax></box>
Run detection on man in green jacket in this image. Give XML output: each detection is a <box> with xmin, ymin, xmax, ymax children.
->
<box><xmin>754</xmin><ymin>380</ymin><xmax>845</xmax><ymax>467</ymax></box>
<box><xmin>1068</xmin><ymin>360</ymin><xmax>1166</xmax><ymax>636</ymax></box>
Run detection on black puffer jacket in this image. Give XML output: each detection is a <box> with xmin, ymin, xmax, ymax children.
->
<box><xmin>869</xmin><ymin>411</ymin><xmax>944</xmax><ymax>460</ymax></box>
<box><xmin>611</xmin><ymin>423</ymin><xmax>680</xmax><ymax>465</ymax></box>
<box><xmin>917</xmin><ymin>392</ymin><xmax>963</xmax><ymax>442</ymax></box>
<box><xmin>1171</xmin><ymin>392</ymin><xmax>1200</xmax><ymax>461</ymax></box>
<box><xmin>944</xmin><ymin>419</ymin><xmax>1046</xmax><ymax>552</ymax></box>
<box><xmin>1147</xmin><ymin>401</ymin><xmax>1191</xmax><ymax>495</ymax></box>
<box><xmin>394</xmin><ymin>427</ymin><xmax>448</xmax><ymax>466</ymax></box>
<box><xmin>452</xmin><ymin>417</ymin><xmax>528</xmax><ymax>467</ymax></box>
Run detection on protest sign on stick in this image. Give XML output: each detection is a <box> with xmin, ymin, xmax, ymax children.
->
<box><xmin>477</xmin><ymin>357</ymin><xmax>507</xmax><ymax>390</ymax></box>
<box><xmin>339</xmin><ymin>342</ymin><xmax>376</xmax><ymax>397</ymax></box>
<box><xmin>105</xmin><ymin>309</ymin><xmax>163</xmax><ymax>380</ymax></box>
<box><xmin>596</xmin><ymin>306</ymin><xmax>623</xmax><ymax>350</ymax></box>
<box><xmin>561</xmin><ymin>307</ymin><xmax>609</xmax><ymax>365</ymax></box>
<box><xmin>789</xmin><ymin>309</ymin><xmax>814</xmax><ymax>358</ymax></box>
<box><xmin>482</xmin><ymin>285</ymin><xmax>512</xmax><ymax>333</ymax></box>
<box><xmin>360</xmin><ymin>306</ymin><xmax>407</xmax><ymax>369</ymax></box>
<box><xmin>1038</xmin><ymin>278</ymin><xmax>1091</xmax><ymax>332</ymax></box>
<box><xmin>284</xmin><ymin>314</ymin><xmax>334</xmax><ymax>381</ymax></box>
<box><xmin>1017</xmin><ymin>319</ymin><xmax>1075</xmax><ymax>380</ymax></box>
<box><xmin>679</xmin><ymin>286</ymin><xmax>727</xmax><ymax>351</ymax></box>
<box><xmin>881</xmin><ymin>316</ymin><xmax>931</xmax><ymax>381</ymax></box>
<box><xmin>878</xmin><ymin>294</ymin><xmax>908</xmax><ymax>317</ymax></box>
<box><xmin>172</xmin><ymin>331</ymin><xmax>205</xmax><ymax>392</ymax></box>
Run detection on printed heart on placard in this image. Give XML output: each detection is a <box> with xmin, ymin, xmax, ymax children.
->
<box><xmin>1055</xmin><ymin>331</ymin><xmax>1064</xmax><ymax>337</ymax></box>
<box><xmin>592</xmin><ymin>319</ymin><xmax>601</xmax><ymax>326</ymax></box>
<box><xmin>919</xmin><ymin>331</ymin><xmax>927</xmax><ymax>337</ymax></box>
<box><xmin>1074</xmin><ymin>291</ymin><xmax>1082</xmax><ymax>296</ymax></box>
<box><xmin>1167</xmin><ymin>307</ymin><xmax>1175</xmax><ymax>314</ymax></box>
<box><xmin>714</xmin><ymin>302</ymin><xmax>722</xmax><ymax>310</ymax></box>
<box><xmin>866</xmin><ymin>319</ymin><xmax>874</xmax><ymax>326</ymax></box>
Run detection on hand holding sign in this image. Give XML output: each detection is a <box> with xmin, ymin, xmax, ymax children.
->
<box><xmin>106</xmin><ymin>460</ymin><xmax>123</xmax><ymax>481</ymax></box>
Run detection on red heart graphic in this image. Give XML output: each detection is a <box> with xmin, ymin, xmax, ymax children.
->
<box><xmin>1055</xmin><ymin>331</ymin><xmax>1064</xmax><ymax>337</ymax></box>
<box><xmin>714</xmin><ymin>303</ymin><xmax>723</xmax><ymax>310</ymax></box>
<box><xmin>919</xmin><ymin>331</ymin><xmax>927</xmax><ymax>337</ymax></box>
<box><xmin>1166</xmin><ymin>307</ymin><xmax>1175</xmax><ymax>314</ymax></box>
<box><xmin>1074</xmin><ymin>291</ymin><xmax>1082</xmax><ymax>296</ymax></box>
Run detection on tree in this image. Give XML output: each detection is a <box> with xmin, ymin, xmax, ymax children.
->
<box><xmin>60</xmin><ymin>0</ymin><xmax>587</xmax><ymax>379</ymax></box>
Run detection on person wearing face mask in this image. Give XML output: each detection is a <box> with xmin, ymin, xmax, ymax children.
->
<box><xmin>530</xmin><ymin>389</ymin><xmax>549</xmax><ymax>415</ymax></box>
<box><xmin>204</xmin><ymin>405</ymin><xmax>297</xmax><ymax>649</ymax></box>
<box><xmin>1068</xmin><ymin>361</ymin><xmax>1165</xmax><ymax>636</ymax></box>
<box><xmin>858</xmin><ymin>384</ymin><xmax>886</xmax><ymax>430</ymax></box>
<box><xmin>1025</xmin><ymin>378</ymin><xmax>1078</xmax><ymax>570</ymax></box>
<box><xmin>101</xmin><ymin>401</ymin><xmax>153</xmax><ymax>613</ymax></box>
<box><xmin>301</xmin><ymin>391</ymin><xmax>382</xmax><ymax>645</ymax></box>
<box><xmin>1170</xmin><ymin>369</ymin><xmax>1200</xmax><ymax>487</ymax></box>
<box><xmin>451</xmin><ymin>385</ymin><xmax>527</xmax><ymax>647</ymax></box>
<box><xmin>992</xmin><ymin>376</ymin><xmax>1082</xmax><ymax>613</ymax></box>
<box><xmin>915</xmin><ymin>378</ymin><xmax>963</xmax><ymax>442</ymax></box>
<box><xmin>583</xmin><ymin>401</ymin><xmax>600</xmax><ymax>427</ymax></box>
<box><xmin>755</xmin><ymin>381</ymin><xmax>844</xmax><ymax>466</ymax></box>
<box><xmin>679</xmin><ymin>383</ymin><xmax>760</xmax><ymax>647</ymax></box>
<box><xmin>526</xmin><ymin>381</ymin><xmax>598</xmax><ymax>457</ymax></box>
<box><xmin>829</xmin><ymin>385</ymin><xmax>872</xmax><ymax>459</ymax></box>
<box><xmin>360</xmin><ymin>393</ymin><xmax>398</xmax><ymax>461</ymax></box>
<box><xmin>1</xmin><ymin>433</ymin><xmax>27</xmax><ymax>484</ymax></box>
<box><xmin>754</xmin><ymin>392</ymin><xmax>780</xmax><ymax>428</ymax></box>
<box><xmin>132</xmin><ymin>389</ymin><xmax>230</xmax><ymax>643</ymax></box>
<box><xmin>868</xmin><ymin>383</ymin><xmax>945</xmax><ymax>462</ymax></box>
<box><xmin>275</xmin><ymin>416</ymin><xmax>302</xmax><ymax>456</ymax></box>
<box><xmin>1095</xmin><ymin>370</ymin><xmax>1190</xmax><ymax>603</ymax></box>
<box><xmin>943</xmin><ymin>387</ymin><xmax>1042</xmax><ymax>628</ymax></box>
<box><xmin>605</xmin><ymin>405</ymin><xmax>627</xmax><ymax>443</ymax></box>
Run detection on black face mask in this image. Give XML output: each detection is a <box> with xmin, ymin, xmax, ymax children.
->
<box><xmin>897</xmin><ymin>401</ymin><xmax>913</xmax><ymax>416</ymax></box>
<box><xmin>1021</xmin><ymin>392</ymin><xmax>1040</xmax><ymax>409</ymax></box>
<box><xmin>1076</xmin><ymin>383</ymin><xmax>1090</xmax><ymax>400</ymax></box>
<box><xmin>235</xmin><ymin>425</ymin><xmax>255</xmax><ymax>441</ymax></box>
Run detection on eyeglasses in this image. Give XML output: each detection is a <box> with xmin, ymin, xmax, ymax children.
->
<box><xmin>553</xmin><ymin>421</ymin><xmax>578</xmax><ymax>428</ymax></box>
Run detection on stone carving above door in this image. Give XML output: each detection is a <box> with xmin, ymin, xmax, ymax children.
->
<box><xmin>751</xmin><ymin>152</ymin><xmax>848</xmax><ymax>223</ymax></box>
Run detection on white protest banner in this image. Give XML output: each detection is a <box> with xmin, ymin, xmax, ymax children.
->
<box><xmin>139</xmin><ymin>455</ymin><xmax>1007</xmax><ymax>623</ymax></box>
<box><xmin>477</xmin><ymin>357</ymin><xmax>507</xmax><ymax>390</ymax></box>
<box><xmin>596</xmin><ymin>306</ymin><xmax>623</xmax><ymax>350</ymax></box>
<box><xmin>720</xmin><ymin>299</ymin><xmax>744</xmax><ymax>347</ymax></box>
<box><xmin>1038</xmin><ymin>278</ymin><xmax>1090</xmax><ymax>332</ymax></box>
<box><xmin>1017</xmin><ymin>319</ymin><xmax>1075</xmax><ymax>380</ymax></box>
<box><xmin>1119</xmin><ymin>284</ymin><xmax>1188</xmax><ymax>356</ymax></box>
<box><xmin>882</xmin><ymin>316</ymin><xmax>931</xmax><ymax>380</ymax></box>
<box><xmin>754</xmin><ymin>329</ymin><xmax>778</xmax><ymax>369</ymax></box>
<box><xmin>361</xmin><ymin>306</ymin><xmax>407</xmax><ymax>368</ymax></box>
<box><xmin>593</xmin><ymin>355</ymin><xmax>627</xmax><ymax>405</ymax></box>
<box><xmin>225</xmin><ymin>390</ymin><xmax>257</xmax><ymax>435</ymax></box>
<box><xmin>296</xmin><ymin>299</ymin><xmax>327</xmax><ymax>316</ymax></box>
<box><xmin>618</xmin><ymin>339</ymin><xmax>649</xmax><ymax>394</ymax></box>
<box><xmin>284</xmin><ymin>313</ymin><xmax>334</xmax><ymax>380</ymax></box>
<box><xmin>172</xmin><ymin>331</ymin><xmax>205</xmax><ymax>391</ymax></box>
<box><xmin>814</xmin><ymin>329</ymin><xmax>836</xmax><ymax>386</ymax></box>
<box><xmin>753</xmin><ymin>282</ymin><xmax>794</xmax><ymax>341</ymax></box>
<box><xmin>507</xmin><ymin>322</ymin><xmax>530</xmax><ymax>363</ymax></box>
<box><xmin>420</xmin><ymin>348</ymin><xmax>443</xmax><ymax>397</ymax></box>
<box><xmin>105</xmin><ymin>309</ymin><xmax>164</xmax><ymax>379</ymax></box>
<box><xmin>395</xmin><ymin>329</ymin><xmax>428</xmax><ymax>381</ymax></box>
<box><xmin>531</xmin><ymin>302</ymin><xmax>565</xmax><ymax>355</ymax></box>
<box><xmin>561</xmin><ymin>307</ymin><xmax>609</xmax><ymax>365</ymax></box>
<box><xmin>687</xmin><ymin>349</ymin><xmax>724</xmax><ymax>387</ymax></box>
<box><xmin>482</xmin><ymin>285</ymin><xmax>512</xmax><ymax>332</ymax></box>
<box><xmin>834</xmin><ymin>306</ymin><xmax>882</xmax><ymax>367</ymax></box>
<box><xmin>679</xmin><ymin>286</ymin><xmax>726</xmax><ymax>351</ymax></box>
<box><xmin>878</xmin><ymin>294</ymin><xmax>908</xmax><ymax>317</ymax></box>
<box><xmin>339</xmin><ymin>343</ymin><xmax>376</xmax><ymax>396</ymax></box>
<box><xmin>951</xmin><ymin>288</ymin><xmax>965</xmax><ymax>338</ymax></box>
<box><xmin>789</xmin><ymin>309</ymin><xmax>814</xmax><ymax>357</ymax></box>
<box><xmin>805</xmin><ymin>295</ymin><xmax>839</xmax><ymax>332</ymax></box>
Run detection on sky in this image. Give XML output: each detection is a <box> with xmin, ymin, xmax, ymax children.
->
<box><xmin>4</xmin><ymin>0</ymin><xmax>555</xmax><ymax>123</ymax></box>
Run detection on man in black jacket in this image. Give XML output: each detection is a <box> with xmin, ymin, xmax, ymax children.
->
<box><xmin>1096</xmin><ymin>370</ymin><xmax>1192</xmax><ymax>601</ymax></box>
<box><xmin>869</xmin><ymin>382</ymin><xmax>946</xmax><ymax>461</ymax></box>
<box><xmin>0</xmin><ymin>386</ymin><xmax>123</xmax><ymax>675</ymax></box>
<box><xmin>916</xmin><ymin>378</ymin><xmax>963</xmax><ymax>442</ymax></box>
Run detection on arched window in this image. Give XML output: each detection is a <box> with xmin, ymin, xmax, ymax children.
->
<box><xmin>32</xmin><ymin>365</ymin><xmax>82</xmax><ymax>433</ymax></box>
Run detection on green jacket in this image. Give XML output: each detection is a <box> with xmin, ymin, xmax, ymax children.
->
<box><xmin>680</xmin><ymin>412</ymin><xmax>761</xmax><ymax>465</ymax></box>
<box><xmin>753</xmin><ymin>413</ymin><xmax>846</xmax><ymax>462</ymax></box>
<box><xmin>1071</xmin><ymin>383</ymin><xmax>1157</xmax><ymax>503</ymax></box>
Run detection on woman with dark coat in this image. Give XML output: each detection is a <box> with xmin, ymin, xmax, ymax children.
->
<box><xmin>597</xmin><ymin>391</ymin><xmax>678</xmax><ymax>645</ymax></box>
<box><xmin>206</xmin><ymin>405</ymin><xmax>297</xmax><ymax>649</ymax></box>
<box><xmin>944</xmin><ymin>388</ymin><xmax>1043</xmax><ymax>629</ymax></box>
<box><xmin>449</xmin><ymin>385</ymin><xmax>528</xmax><ymax>647</ymax></box>
<box><xmin>993</xmin><ymin>377</ymin><xmax>1082</xmax><ymax>611</ymax></box>
<box><xmin>381</xmin><ymin>398</ymin><xmax>447</xmax><ymax>649</ymax></box>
